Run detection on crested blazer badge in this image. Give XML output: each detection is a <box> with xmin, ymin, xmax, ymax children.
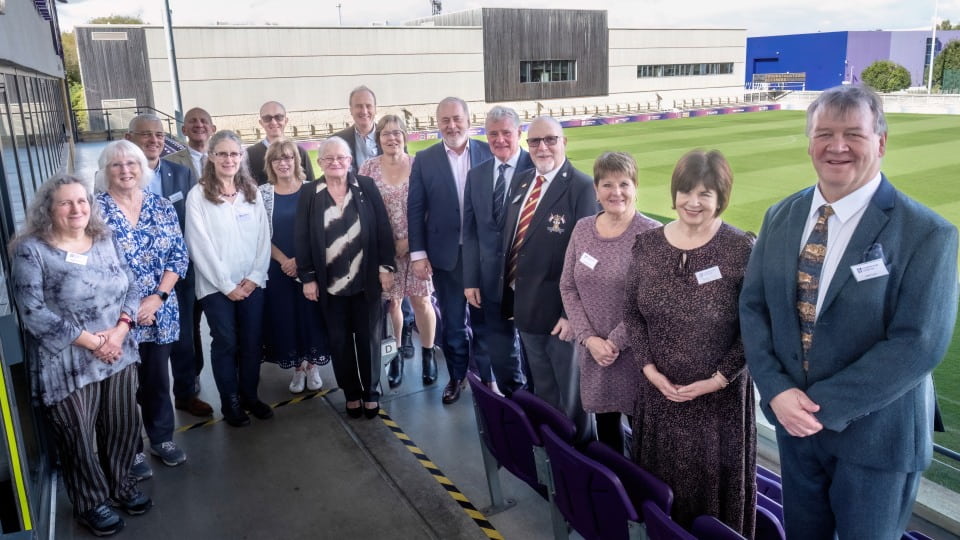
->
<box><xmin>547</xmin><ymin>213</ymin><xmax>566</xmax><ymax>234</ymax></box>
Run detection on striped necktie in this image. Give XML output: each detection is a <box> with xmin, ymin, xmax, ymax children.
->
<box><xmin>506</xmin><ymin>175</ymin><xmax>545</xmax><ymax>287</ymax></box>
<box><xmin>797</xmin><ymin>204</ymin><xmax>834</xmax><ymax>356</ymax></box>
<box><xmin>493</xmin><ymin>163</ymin><xmax>509</xmax><ymax>226</ymax></box>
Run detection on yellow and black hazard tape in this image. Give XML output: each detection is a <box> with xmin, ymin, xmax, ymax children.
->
<box><xmin>378</xmin><ymin>409</ymin><xmax>504</xmax><ymax>540</ymax></box>
<box><xmin>176</xmin><ymin>388</ymin><xmax>337</xmax><ymax>432</ymax></box>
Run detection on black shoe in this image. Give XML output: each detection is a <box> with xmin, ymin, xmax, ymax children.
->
<box><xmin>112</xmin><ymin>490</ymin><xmax>152</xmax><ymax>516</ymax></box>
<box><xmin>363</xmin><ymin>403</ymin><xmax>380</xmax><ymax>419</ymax></box>
<box><xmin>242</xmin><ymin>399</ymin><xmax>274</xmax><ymax>420</ymax></box>
<box><xmin>422</xmin><ymin>346</ymin><xmax>438</xmax><ymax>385</ymax></box>
<box><xmin>442</xmin><ymin>378</ymin><xmax>465</xmax><ymax>404</ymax></box>
<box><xmin>345</xmin><ymin>403</ymin><xmax>364</xmax><ymax>418</ymax></box>
<box><xmin>77</xmin><ymin>504</ymin><xmax>124</xmax><ymax>537</ymax></box>
<box><xmin>387</xmin><ymin>356</ymin><xmax>404</xmax><ymax>388</ymax></box>
<box><xmin>222</xmin><ymin>395</ymin><xmax>251</xmax><ymax>427</ymax></box>
<box><xmin>400</xmin><ymin>324</ymin><xmax>415</xmax><ymax>358</ymax></box>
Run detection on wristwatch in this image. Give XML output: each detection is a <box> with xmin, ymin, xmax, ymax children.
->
<box><xmin>156</xmin><ymin>290</ymin><xmax>170</xmax><ymax>302</ymax></box>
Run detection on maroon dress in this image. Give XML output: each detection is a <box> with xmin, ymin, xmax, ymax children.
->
<box><xmin>623</xmin><ymin>223</ymin><xmax>757</xmax><ymax>537</ymax></box>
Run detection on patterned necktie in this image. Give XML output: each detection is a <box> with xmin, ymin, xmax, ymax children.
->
<box><xmin>797</xmin><ymin>204</ymin><xmax>834</xmax><ymax>356</ymax></box>
<box><xmin>493</xmin><ymin>163</ymin><xmax>509</xmax><ymax>226</ymax></box>
<box><xmin>506</xmin><ymin>175</ymin><xmax>545</xmax><ymax>287</ymax></box>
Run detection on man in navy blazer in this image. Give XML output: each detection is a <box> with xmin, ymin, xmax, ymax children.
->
<box><xmin>408</xmin><ymin>97</ymin><xmax>493</xmax><ymax>403</ymax></box>
<box><xmin>462</xmin><ymin>106</ymin><xmax>532</xmax><ymax>395</ymax></box>
<box><xmin>501</xmin><ymin>116</ymin><xmax>597</xmax><ymax>439</ymax></box>
<box><xmin>740</xmin><ymin>85</ymin><xmax>958</xmax><ymax>540</ymax></box>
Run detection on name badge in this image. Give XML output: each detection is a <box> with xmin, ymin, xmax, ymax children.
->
<box><xmin>851</xmin><ymin>258</ymin><xmax>889</xmax><ymax>282</ymax></box>
<box><xmin>65</xmin><ymin>252</ymin><xmax>88</xmax><ymax>266</ymax></box>
<box><xmin>168</xmin><ymin>191</ymin><xmax>183</xmax><ymax>203</ymax></box>
<box><xmin>695</xmin><ymin>265</ymin><xmax>722</xmax><ymax>285</ymax></box>
<box><xmin>236</xmin><ymin>212</ymin><xmax>252</xmax><ymax>222</ymax></box>
<box><xmin>579</xmin><ymin>252</ymin><xmax>598</xmax><ymax>270</ymax></box>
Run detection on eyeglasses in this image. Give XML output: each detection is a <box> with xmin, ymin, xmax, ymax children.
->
<box><xmin>320</xmin><ymin>155</ymin><xmax>351</xmax><ymax>165</ymax></box>
<box><xmin>108</xmin><ymin>160</ymin><xmax>141</xmax><ymax>170</ymax></box>
<box><xmin>270</xmin><ymin>155</ymin><xmax>296</xmax><ymax>163</ymax></box>
<box><xmin>261</xmin><ymin>114</ymin><xmax>285</xmax><ymax>124</ymax></box>
<box><xmin>380</xmin><ymin>130</ymin><xmax>405</xmax><ymax>138</ymax></box>
<box><xmin>132</xmin><ymin>131</ymin><xmax>165</xmax><ymax>139</ymax></box>
<box><xmin>527</xmin><ymin>136</ymin><xmax>561</xmax><ymax>148</ymax></box>
<box><xmin>212</xmin><ymin>151</ymin><xmax>242</xmax><ymax>160</ymax></box>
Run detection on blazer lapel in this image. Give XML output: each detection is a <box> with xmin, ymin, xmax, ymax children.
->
<box><xmin>525</xmin><ymin>161</ymin><xmax>571</xmax><ymax>239</ymax></box>
<box><xmin>503</xmin><ymin>169</ymin><xmax>533</xmax><ymax>253</ymax></box>
<box><xmin>158</xmin><ymin>162</ymin><xmax>174</xmax><ymax>197</ymax></box>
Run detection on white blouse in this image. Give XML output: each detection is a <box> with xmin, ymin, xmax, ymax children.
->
<box><xmin>185</xmin><ymin>184</ymin><xmax>271</xmax><ymax>299</ymax></box>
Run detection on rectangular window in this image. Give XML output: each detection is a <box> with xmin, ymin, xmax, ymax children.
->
<box><xmin>520</xmin><ymin>60</ymin><xmax>577</xmax><ymax>84</ymax></box>
<box><xmin>637</xmin><ymin>62</ymin><xmax>735</xmax><ymax>78</ymax></box>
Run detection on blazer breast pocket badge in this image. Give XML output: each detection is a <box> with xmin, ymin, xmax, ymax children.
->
<box><xmin>547</xmin><ymin>213</ymin><xmax>566</xmax><ymax>234</ymax></box>
<box><xmin>851</xmin><ymin>242</ymin><xmax>890</xmax><ymax>282</ymax></box>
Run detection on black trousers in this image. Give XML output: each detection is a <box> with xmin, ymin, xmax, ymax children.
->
<box><xmin>325</xmin><ymin>292</ymin><xmax>382</xmax><ymax>402</ymax></box>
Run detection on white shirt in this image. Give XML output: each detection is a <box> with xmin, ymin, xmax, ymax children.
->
<box><xmin>492</xmin><ymin>149</ymin><xmax>522</xmax><ymax>206</ymax></box>
<box><xmin>799</xmin><ymin>172</ymin><xmax>882</xmax><ymax>319</ymax></box>
<box><xmin>410</xmin><ymin>140</ymin><xmax>475</xmax><ymax>262</ymax></box>
<box><xmin>512</xmin><ymin>158</ymin><xmax>565</xmax><ymax>239</ymax></box>
<box><xmin>184</xmin><ymin>184</ymin><xmax>272</xmax><ymax>299</ymax></box>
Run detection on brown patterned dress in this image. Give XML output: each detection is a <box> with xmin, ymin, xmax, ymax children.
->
<box><xmin>623</xmin><ymin>223</ymin><xmax>756</xmax><ymax>537</ymax></box>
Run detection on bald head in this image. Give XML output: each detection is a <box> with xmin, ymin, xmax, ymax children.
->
<box><xmin>182</xmin><ymin>107</ymin><xmax>216</xmax><ymax>151</ymax></box>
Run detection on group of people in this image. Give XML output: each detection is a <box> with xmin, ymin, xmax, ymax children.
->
<box><xmin>9</xmin><ymin>83</ymin><xmax>954</xmax><ymax>539</ymax></box>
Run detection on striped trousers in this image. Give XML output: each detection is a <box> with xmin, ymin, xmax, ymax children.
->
<box><xmin>45</xmin><ymin>363</ymin><xmax>142</xmax><ymax>514</ymax></box>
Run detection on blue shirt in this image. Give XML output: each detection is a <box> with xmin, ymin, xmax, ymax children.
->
<box><xmin>97</xmin><ymin>190</ymin><xmax>189</xmax><ymax>344</ymax></box>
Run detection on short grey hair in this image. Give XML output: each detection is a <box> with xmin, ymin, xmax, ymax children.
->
<box><xmin>485</xmin><ymin>106</ymin><xmax>520</xmax><ymax>130</ymax></box>
<box><xmin>128</xmin><ymin>113</ymin><xmax>163</xmax><ymax>133</ymax></box>
<box><xmin>438</xmin><ymin>96</ymin><xmax>469</xmax><ymax>119</ymax></box>
<box><xmin>530</xmin><ymin>115</ymin><xmax>564</xmax><ymax>136</ymax></box>
<box><xmin>349</xmin><ymin>85</ymin><xmax>377</xmax><ymax>106</ymax></box>
<box><xmin>95</xmin><ymin>140</ymin><xmax>151</xmax><ymax>192</ymax></box>
<box><xmin>12</xmin><ymin>173</ymin><xmax>110</xmax><ymax>247</ymax></box>
<box><xmin>806</xmin><ymin>85</ymin><xmax>887</xmax><ymax>136</ymax></box>
<box><xmin>318</xmin><ymin>136</ymin><xmax>351</xmax><ymax>158</ymax></box>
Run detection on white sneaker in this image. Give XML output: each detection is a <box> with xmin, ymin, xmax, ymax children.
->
<box><xmin>306</xmin><ymin>365</ymin><xmax>323</xmax><ymax>391</ymax></box>
<box><xmin>288</xmin><ymin>370</ymin><xmax>306</xmax><ymax>393</ymax></box>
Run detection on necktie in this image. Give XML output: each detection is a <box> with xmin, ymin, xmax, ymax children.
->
<box><xmin>797</xmin><ymin>204</ymin><xmax>834</xmax><ymax>357</ymax></box>
<box><xmin>493</xmin><ymin>163</ymin><xmax>509</xmax><ymax>226</ymax></box>
<box><xmin>506</xmin><ymin>175</ymin><xmax>545</xmax><ymax>287</ymax></box>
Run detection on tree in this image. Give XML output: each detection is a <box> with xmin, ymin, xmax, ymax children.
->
<box><xmin>860</xmin><ymin>60</ymin><xmax>912</xmax><ymax>93</ymax></box>
<box><xmin>930</xmin><ymin>39</ymin><xmax>960</xmax><ymax>90</ymax></box>
<box><xmin>88</xmin><ymin>15</ymin><xmax>145</xmax><ymax>24</ymax></box>
<box><xmin>937</xmin><ymin>19</ymin><xmax>960</xmax><ymax>30</ymax></box>
<box><xmin>61</xmin><ymin>32</ymin><xmax>80</xmax><ymax>86</ymax></box>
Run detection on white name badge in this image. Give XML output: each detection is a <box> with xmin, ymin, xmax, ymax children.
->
<box><xmin>695</xmin><ymin>265</ymin><xmax>722</xmax><ymax>285</ymax></box>
<box><xmin>851</xmin><ymin>258</ymin><xmax>889</xmax><ymax>282</ymax></box>
<box><xmin>168</xmin><ymin>191</ymin><xmax>184</xmax><ymax>203</ymax></box>
<box><xmin>65</xmin><ymin>252</ymin><xmax>88</xmax><ymax>266</ymax></box>
<box><xmin>579</xmin><ymin>252</ymin><xmax>598</xmax><ymax>270</ymax></box>
<box><xmin>236</xmin><ymin>212</ymin><xmax>252</xmax><ymax>222</ymax></box>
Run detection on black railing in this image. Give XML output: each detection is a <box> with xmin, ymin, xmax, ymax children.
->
<box><xmin>71</xmin><ymin>105</ymin><xmax>180</xmax><ymax>142</ymax></box>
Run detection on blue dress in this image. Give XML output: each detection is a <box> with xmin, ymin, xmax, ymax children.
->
<box><xmin>261</xmin><ymin>186</ymin><xmax>331</xmax><ymax>368</ymax></box>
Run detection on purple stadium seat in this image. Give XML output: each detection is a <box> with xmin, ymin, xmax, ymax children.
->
<box><xmin>511</xmin><ymin>389</ymin><xmax>576</xmax><ymax>443</ymax></box>
<box><xmin>757</xmin><ymin>465</ymin><xmax>781</xmax><ymax>483</ymax></box>
<box><xmin>690</xmin><ymin>514</ymin><xmax>744</xmax><ymax>539</ymax></box>
<box><xmin>756</xmin><ymin>473</ymin><xmax>782</xmax><ymax>504</ymax></box>
<box><xmin>643</xmin><ymin>500</ymin><xmax>696</xmax><ymax>540</ymax></box>
<box><xmin>583</xmin><ymin>440</ymin><xmax>673</xmax><ymax>517</ymax></box>
<box><xmin>540</xmin><ymin>425</ymin><xmax>645</xmax><ymax>540</ymax></box>
<box><xmin>755</xmin><ymin>504</ymin><xmax>786</xmax><ymax>540</ymax></box>
<box><xmin>902</xmin><ymin>531</ymin><xmax>935</xmax><ymax>540</ymax></box>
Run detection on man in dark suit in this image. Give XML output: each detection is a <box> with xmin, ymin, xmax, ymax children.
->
<box><xmin>408</xmin><ymin>97</ymin><xmax>493</xmax><ymax>403</ymax></box>
<box><xmin>163</xmin><ymin>106</ymin><xmax>215</xmax><ymax>179</ymax></box>
<box><xmin>245</xmin><ymin>101</ymin><xmax>315</xmax><ymax>185</ymax></box>
<box><xmin>331</xmin><ymin>85</ymin><xmax>379</xmax><ymax>175</ymax></box>
<box><xmin>462</xmin><ymin>105</ymin><xmax>531</xmax><ymax>395</ymax></box>
<box><xmin>502</xmin><ymin>116</ymin><xmax>596</xmax><ymax>438</ymax></box>
<box><xmin>740</xmin><ymin>85</ymin><xmax>958</xmax><ymax>540</ymax></box>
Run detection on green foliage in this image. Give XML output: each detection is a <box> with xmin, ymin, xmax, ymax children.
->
<box><xmin>69</xmin><ymin>82</ymin><xmax>88</xmax><ymax>131</ymax></box>
<box><xmin>61</xmin><ymin>32</ymin><xmax>80</xmax><ymax>86</ymax></box>
<box><xmin>937</xmin><ymin>19</ymin><xmax>960</xmax><ymax>30</ymax></box>
<box><xmin>860</xmin><ymin>60</ymin><xmax>912</xmax><ymax>92</ymax></box>
<box><xmin>932</xmin><ymin>40</ymin><xmax>960</xmax><ymax>90</ymax></box>
<box><xmin>88</xmin><ymin>14</ymin><xmax>144</xmax><ymax>24</ymax></box>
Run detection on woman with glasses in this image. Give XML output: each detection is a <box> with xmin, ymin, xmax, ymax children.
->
<box><xmin>295</xmin><ymin>136</ymin><xmax>395</xmax><ymax>419</ymax></box>
<box><xmin>259</xmin><ymin>139</ymin><xmax>332</xmax><ymax>393</ymax></box>
<box><xmin>358</xmin><ymin>115</ymin><xmax>436</xmax><ymax>389</ymax></box>
<box><xmin>185</xmin><ymin>130</ymin><xmax>272</xmax><ymax>427</ymax></box>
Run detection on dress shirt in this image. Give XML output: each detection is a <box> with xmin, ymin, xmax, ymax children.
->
<box><xmin>512</xmin><ymin>158</ymin><xmax>565</xmax><ymax>239</ymax></box>
<box><xmin>410</xmin><ymin>141</ymin><xmax>474</xmax><ymax>263</ymax></box>
<box><xmin>147</xmin><ymin>163</ymin><xmax>163</xmax><ymax>196</ymax></box>
<box><xmin>354</xmin><ymin>127</ymin><xmax>378</xmax><ymax>169</ymax></box>
<box><xmin>492</xmin><ymin>149</ymin><xmax>522</xmax><ymax>205</ymax></box>
<box><xmin>188</xmin><ymin>146</ymin><xmax>205</xmax><ymax>176</ymax></box>
<box><xmin>799</xmin><ymin>172</ymin><xmax>882</xmax><ymax>319</ymax></box>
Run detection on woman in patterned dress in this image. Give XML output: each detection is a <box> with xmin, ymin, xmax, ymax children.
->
<box><xmin>358</xmin><ymin>115</ymin><xmax>436</xmax><ymax>388</ymax></box>
<box><xmin>623</xmin><ymin>150</ymin><xmax>756</xmax><ymax>536</ymax></box>
<box><xmin>96</xmin><ymin>140</ymin><xmax>189</xmax><ymax>476</ymax></box>
<box><xmin>259</xmin><ymin>139</ymin><xmax>332</xmax><ymax>393</ymax></box>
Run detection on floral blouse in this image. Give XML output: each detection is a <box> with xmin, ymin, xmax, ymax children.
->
<box><xmin>97</xmin><ymin>191</ymin><xmax>188</xmax><ymax>345</ymax></box>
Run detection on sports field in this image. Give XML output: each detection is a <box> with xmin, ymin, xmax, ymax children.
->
<box><xmin>394</xmin><ymin>109</ymin><xmax>959</xmax><ymax>489</ymax></box>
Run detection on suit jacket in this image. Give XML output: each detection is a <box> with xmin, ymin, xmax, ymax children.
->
<box><xmin>740</xmin><ymin>175</ymin><xmax>958</xmax><ymax>472</ymax></box>
<box><xmin>501</xmin><ymin>159</ymin><xmax>597</xmax><ymax>334</ymax></box>
<box><xmin>407</xmin><ymin>139</ymin><xmax>493</xmax><ymax>272</ymax></box>
<box><xmin>463</xmin><ymin>150</ymin><xmax>534</xmax><ymax>304</ymax></box>
<box><xmin>162</xmin><ymin>148</ymin><xmax>201</xmax><ymax>180</ymax></box>
<box><xmin>156</xmin><ymin>160</ymin><xmax>196</xmax><ymax>233</ymax></box>
<box><xmin>246</xmin><ymin>141</ymin><xmax>315</xmax><ymax>186</ymax></box>
<box><xmin>294</xmin><ymin>173</ymin><xmax>396</xmax><ymax>311</ymax></box>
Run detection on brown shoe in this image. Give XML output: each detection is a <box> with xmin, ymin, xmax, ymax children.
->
<box><xmin>175</xmin><ymin>396</ymin><xmax>213</xmax><ymax>417</ymax></box>
<box><xmin>441</xmin><ymin>378</ymin><xmax>465</xmax><ymax>404</ymax></box>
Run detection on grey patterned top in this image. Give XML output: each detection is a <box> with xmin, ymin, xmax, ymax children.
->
<box><xmin>11</xmin><ymin>235</ymin><xmax>140</xmax><ymax>406</ymax></box>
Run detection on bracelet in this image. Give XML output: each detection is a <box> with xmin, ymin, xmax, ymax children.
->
<box><xmin>93</xmin><ymin>335</ymin><xmax>106</xmax><ymax>352</ymax></box>
<box><xmin>118</xmin><ymin>315</ymin><xmax>135</xmax><ymax>329</ymax></box>
<box><xmin>713</xmin><ymin>371</ymin><xmax>729</xmax><ymax>389</ymax></box>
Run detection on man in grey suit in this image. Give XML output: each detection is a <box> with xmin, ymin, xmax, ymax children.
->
<box><xmin>502</xmin><ymin>116</ymin><xmax>596</xmax><ymax>439</ymax></box>
<box><xmin>163</xmin><ymin>107</ymin><xmax>215</xmax><ymax>179</ymax></box>
<box><xmin>462</xmin><ymin>106</ymin><xmax>532</xmax><ymax>395</ymax></box>
<box><xmin>740</xmin><ymin>85</ymin><xmax>958</xmax><ymax>539</ymax></box>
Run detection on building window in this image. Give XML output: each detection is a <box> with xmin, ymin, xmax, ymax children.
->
<box><xmin>520</xmin><ymin>60</ymin><xmax>577</xmax><ymax>83</ymax></box>
<box><xmin>637</xmin><ymin>62</ymin><xmax>734</xmax><ymax>78</ymax></box>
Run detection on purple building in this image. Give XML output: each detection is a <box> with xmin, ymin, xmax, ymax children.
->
<box><xmin>746</xmin><ymin>30</ymin><xmax>960</xmax><ymax>90</ymax></box>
